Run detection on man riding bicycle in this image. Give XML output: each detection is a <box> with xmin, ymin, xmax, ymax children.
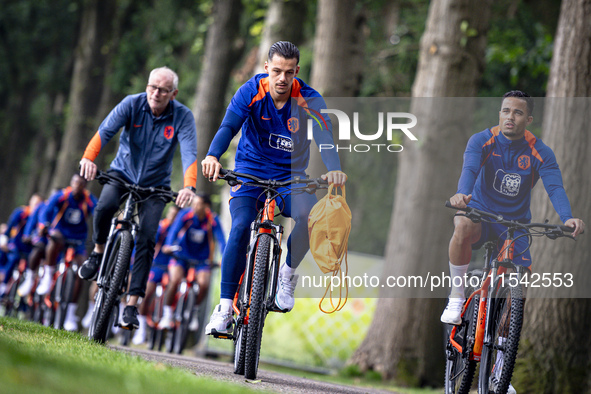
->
<box><xmin>202</xmin><ymin>41</ymin><xmax>347</xmax><ymax>335</ymax></box>
<box><xmin>78</xmin><ymin>67</ymin><xmax>197</xmax><ymax>330</ymax></box>
<box><xmin>35</xmin><ymin>174</ymin><xmax>97</xmax><ymax>330</ymax></box>
<box><xmin>0</xmin><ymin>194</ymin><xmax>43</xmax><ymax>297</ymax></box>
<box><xmin>158</xmin><ymin>194</ymin><xmax>218</xmax><ymax>330</ymax></box>
<box><xmin>441</xmin><ymin>91</ymin><xmax>585</xmax><ymax>393</ymax></box>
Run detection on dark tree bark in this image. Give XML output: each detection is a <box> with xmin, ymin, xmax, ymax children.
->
<box><xmin>254</xmin><ymin>0</ymin><xmax>307</xmax><ymax>74</ymax></box>
<box><xmin>51</xmin><ymin>0</ymin><xmax>117</xmax><ymax>190</ymax></box>
<box><xmin>193</xmin><ymin>0</ymin><xmax>244</xmax><ymax>194</ymax></box>
<box><xmin>307</xmin><ymin>0</ymin><xmax>366</xmax><ymax>178</ymax></box>
<box><xmin>517</xmin><ymin>1</ymin><xmax>591</xmax><ymax>392</ymax></box>
<box><xmin>349</xmin><ymin>0</ymin><xmax>493</xmax><ymax>385</ymax></box>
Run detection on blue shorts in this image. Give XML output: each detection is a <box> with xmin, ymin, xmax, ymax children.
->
<box><xmin>168</xmin><ymin>258</ymin><xmax>209</xmax><ymax>273</ymax></box>
<box><xmin>472</xmin><ymin>221</ymin><xmax>532</xmax><ymax>268</ymax></box>
<box><xmin>149</xmin><ymin>265</ymin><xmax>167</xmax><ymax>284</ymax></box>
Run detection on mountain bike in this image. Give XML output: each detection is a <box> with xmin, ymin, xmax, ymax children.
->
<box><xmin>146</xmin><ymin>272</ymin><xmax>169</xmax><ymax>351</ymax></box>
<box><xmin>51</xmin><ymin>239</ymin><xmax>83</xmax><ymax>330</ymax></box>
<box><xmin>0</xmin><ymin>254</ymin><xmax>28</xmax><ymax>318</ymax></box>
<box><xmin>87</xmin><ymin>171</ymin><xmax>177</xmax><ymax>343</ymax></box>
<box><xmin>443</xmin><ymin>202</ymin><xmax>575</xmax><ymax>394</ymax></box>
<box><xmin>211</xmin><ymin>169</ymin><xmax>328</xmax><ymax>380</ymax></box>
<box><xmin>163</xmin><ymin>247</ymin><xmax>217</xmax><ymax>354</ymax></box>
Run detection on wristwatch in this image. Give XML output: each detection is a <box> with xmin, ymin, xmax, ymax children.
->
<box><xmin>185</xmin><ymin>186</ymin><xmax>196</xmax><ymax>193</ymax></box>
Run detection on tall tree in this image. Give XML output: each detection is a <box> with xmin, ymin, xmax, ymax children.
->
<box><xmin>193</xmin><ymin>0</ymin><xmax>244</xmax><ymax>194</ymax></box>
<box><xmin>51</xmin><ymin>0</ymin><xmax>117</xmax><ymax>190</ymax></box>
<box><xmin>307</xmin><ymin>0</ymin><xmax>366</xmax><ymax>178</ymax></box>
<box><xmin>516</xmin><ymin>0</ymin><xmax>591</xmax><ymax>391</ymax></box>
<box><xmin>254</xmin><ymin>0</ymin><xmax>307</xmax><ymax>75</ymax></box>
<box><xmin>349</xmin><ymin>0</ymin><xmax>493</xmax><ymax>385</ymax></box>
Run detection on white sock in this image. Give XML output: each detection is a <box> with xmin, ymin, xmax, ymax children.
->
<box><xmin>25</xmin><ymin>268</ymin><xmax>34</xmax><ymax>279</ymax></box>
<box><xmin>280</xmin><ymin>263</ymin><xmax>296</xmax><ymax>278</ymax></box>
<box><xmin>137</xmin><ymin>315</ymin><xmax>147</xmax><ymax>331</ymax></box>
<box><xmin>449</xmin><ymin>262</ymin><xmax>470</xmax><ymax>298</ymax></box>
<box><xmin>86</xmin><ymin>301</ymin><xmax>95</xmax><ymax>315</ymax></box>
<box><xmin>220</xmin><ymin>298</ymin><xmax>233</xmax><ymax>313</ymax></box>
<box><xmin>163</xmin><ymin>305</ymin><xmax>173</xmax><ymax>319</ymax></box>
<box><xmin>66</xmin><ymin>303</ymin><xmax>78</xmax><ymax>321</ymax></box>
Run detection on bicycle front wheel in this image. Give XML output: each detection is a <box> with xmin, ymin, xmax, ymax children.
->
<box><xmin>54</xmin><ymin>269</ymin><xmax>75</xmax><ymax>330</ymax></box>
<box><xmin>92</xmin><ymin>230</ymin><xmax>133</xmax><ymax>343</ymax></box>
<box><xmin>478</xmin><ymin>281</ymin><xmax>524</xmax><ymax>394</ymax></box>
<box><xmin>244</xmin><ymin>234</ymin><xmax>273</xmax><ymax>380</ymax></box>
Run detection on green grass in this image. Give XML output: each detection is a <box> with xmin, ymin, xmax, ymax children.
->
<box><xmin>0</xmin><ymin>317</ymin><xmax>255</xmax><ymax>394</ymax></box>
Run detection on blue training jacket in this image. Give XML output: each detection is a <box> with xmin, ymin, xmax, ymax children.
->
<box><xmin>458</xmin><ymin>126</ymin><xmax>573</xmax><ymax>223</ymax></box>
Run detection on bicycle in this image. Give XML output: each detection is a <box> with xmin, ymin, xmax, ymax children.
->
<box><xmin>211</xmin><ymin>169</ymin><xmax>328</xmax><ymax>380</ymax></box>
<box><xmin>87</xmin><ymin>171</ymin><xmax>177</xmax><ymax>343</ymax></box>
<box><xmin>0</xmin><ymin>253</ymin><xmax>28</xmax><ymax>318</ymax></box>
<box><xmin>443</xmin><ymin>202</ymin><xmax>575</xmax><ymax>394</ymax></box>
<box><xmin>49</xmin><ymin>239</ymin><xmax>83</xmax><ymax>330</ymax></box>
<box><xmin>163</xmin><ymin>247</ymin><xmax>217</xmax><ymax>354</ymax></box>
<box><xmin>146</xmin><ymin>272</ymin><xmax>169</xmax><ymax>351</ymax></box>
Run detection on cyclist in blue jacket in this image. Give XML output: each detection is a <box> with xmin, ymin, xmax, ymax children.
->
<box><xmin>0</xmin><ymin>194</ymin><xmax>43</xmax><ymax>296</ymax></box>
<box><xmin>441</xmin><ymin>91</ymin><xmax>585</xmax><ymax>394</ymax></box>
<box><xmin>158</xmin><ymin>195</ymin><xmax>217</xmax><ymax>330</ymax></box>
<box><xmin>202</xmin><ymin>41</ymin><xmax>347</xmax><ymax>335</ymax></box>
<box><xmin>78</xmin><ymin>67</ymin><xmax>197</xmax><ymax>329</ymax></box>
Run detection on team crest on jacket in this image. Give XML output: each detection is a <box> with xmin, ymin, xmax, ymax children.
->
<box><xmin>518</xmin><ymin>155</ymin><xmax>530</xmax><ymax>170</ymax></box>
<box><xmin>164</xmin><ymin>126</ymin><xmax>174</xmax><ymax>140</ymax></box>
<box><xmin>287</xmin><ymin>117</ymin><xmax>299</xmax><ymax>133</ymax></box>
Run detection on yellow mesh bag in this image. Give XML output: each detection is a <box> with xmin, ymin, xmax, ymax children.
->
<box><xmin>308</xmin><ymin>184</ymin><xmax>352</xmax><ymax>313</ymax></box>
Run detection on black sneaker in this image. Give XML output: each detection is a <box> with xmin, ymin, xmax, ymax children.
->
<box><xmin>78</xmin><ymin>252</ymin><xmax>103</xmax><ymax>280</ymax></box>
<box><xmin>121</xmin><ymin>305</ymin><xmax>139</xmax><ymax>329</ymax></box>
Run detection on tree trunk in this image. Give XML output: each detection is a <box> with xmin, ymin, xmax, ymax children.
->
<box><xmin>349</xmin><ymin>0</ymin><xmax>492</xmax><ymax>386</ymax></box>
<box><xmin>517</xmin><ymin>1</ymin><xmax>591</xmax><ymax>392</ymax></box>
<box><xmin>51</xmin><ymin>0</ymin><xmax>116</xmax><ymax>190</ymax></box>
<box><xmin>254</xmin><ymin>0</ymin><xmax>307</xmax><ymax>75</ymax></box>
<box><xmin>307</xmin><ymin>0</ymin><xmax>366</xmax><ymax>178</ymax></box>
<box><xmin>193</xmin><ymin>0</ymin><xmax>243</xmax><ymax>194</ymax></box>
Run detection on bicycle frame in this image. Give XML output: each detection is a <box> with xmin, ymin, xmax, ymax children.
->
<box><xmin>96</xmin><ymin>195</ymin><xmax>139</xmax><ymax>290</ymax></box>
<box><xmin>232</xmin><ymin>190</ymin><xmax>285</xmax><ymax>326</ymax></box>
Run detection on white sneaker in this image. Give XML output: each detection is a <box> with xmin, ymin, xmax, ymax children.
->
<box><xmin>440</xmin><ymin>297</ymin><xmax>465</xmax><ymax>325</ymax></box>
<box><xmin>158</xmin><ymin>314</ymin><xmax>175</xmax><ymax>330</ymax></box>
<box><xmin>81</xmin><ymin>301</ymin><xmax>95</xmax><ymax>329</ymax></box>
<box><xmin>188</xmin><ymin>311</ymin><xmax>199</xmax><ymax>331</ymax></box>
<box><xmin>63</xmin><ymin>303</ymin><xmax>79</xmax><ymax>331</ymax></box>
<box><xmin>17</xmin><ymin>270</ymin><xmax>35</xmax><ymax>297</ymax></box>
<box><xmin>132</xmin><ymin>328</ymin><xmax>146</xmax><ymax>345</ymax></box>
<box><xmin>36</xmin><ymin>266</ymin><xmax>55</xmax><ymax>296</ymax></box>
<box><xmin>205</xmin><ymin>304</ymin><xmax>233</xmax><ymax>335</ymax></box>
<box><xmin>275</xmin><ymin>273</ymin><xmax>299</xmax><ymax>311</ymax></box>
<box><xmin>0</xmin><ymin>283</ymin><xmax>6</xmax><ymax>296</ymax></box>
<box><xmin>508</xmin><ymin>383</ymin><xmax>517</xmax><ymax>394</ymax></box>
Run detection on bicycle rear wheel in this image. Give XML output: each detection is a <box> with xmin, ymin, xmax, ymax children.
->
<box><xmin>444</xmin><ymin>294</ymin><xmax>479</xmax><ymax>394</ymax></box>
<box><xmin>54</xmin><ymin>269</ymin><xmax>75</xmax><ymax>330</ymax></box>
<box><xmin>173</xmin><ymin>288</ymin><xmax>196</xmax><ymax>354</ymax></box>
<box><xmin>244</xmin><ymin>234</ymin><xmax>272</xmax><ymax>380</ymax></box>
<box><xmin>478</xmin><ymin>281</ymin><xmax>524</xmax><ymax>394</ymax></box>
<box><xmin>92</xmin><ymin>231</ymin><xmax>132</xmax><ymax>343</ymax></box>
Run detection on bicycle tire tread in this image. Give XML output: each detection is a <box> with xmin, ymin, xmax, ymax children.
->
<box><xmin>244</xmin><ymin>234</ymin><xmax>272</xmax><ymax>380</ymax></box>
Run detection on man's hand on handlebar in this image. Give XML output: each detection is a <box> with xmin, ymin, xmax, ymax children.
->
<box><xmin>449</xmin><ymin>193</ymin><xmax>472</xmax><ymax>209</ymax></box>
<box><xmin>176</xmin><ymin>188</ymin><xmax>195</xmax><ymax>209</ymax></box>
<box><xmin>564</xmin><ymin>218</ymin><xmax>585</xmax><ymax>238</ymax></box>
<box><xmin>79</xmin><ymin>158</ymin><xmax>98</xmax><ymax>181</ymax></box>
<box><xmin>321</xmin><ymin>170</ymin><xmax>348</xmax><ymax>186</ymax></box>
<box><xmin>202</xmin><ymin>155</ymin><xmax>222</xmax><ymax>182</ymax></box>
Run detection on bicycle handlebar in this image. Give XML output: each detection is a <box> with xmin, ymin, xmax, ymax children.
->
<box><xmin>444</xmin><ymin>201</ymin><xmax>575</xmax><ymax>235</ymax></box>
<box><xmin>95</xmin><ymin>170</ymin><xmax>178</xmax><ymax>203</ymax></box>
<box><xmin>217</xmin><ymin>169</ymin><xmax>329</xmax><ymax>191</ymax></box>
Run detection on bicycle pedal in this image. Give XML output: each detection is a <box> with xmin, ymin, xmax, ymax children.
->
<box><xmin>209</xmin><ymin>329</ymin><xmax>234</xmax><ymax>340</ymax></box>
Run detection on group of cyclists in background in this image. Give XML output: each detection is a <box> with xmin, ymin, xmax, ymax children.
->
<box><xmin>0</xmin><ymin>173</ymin><xmax>225</xmax><ymax>348</ymax></box>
